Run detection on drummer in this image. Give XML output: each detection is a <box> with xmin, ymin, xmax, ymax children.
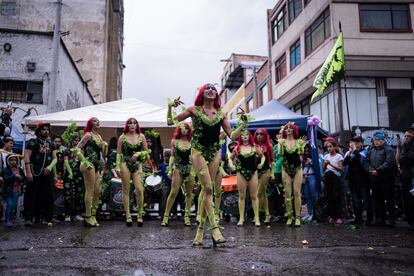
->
<box><xmin>115</xmin><ymin>118</ymin><xmax>151</xmax><ymax>227</ymax></box>
<box><xmin>161</xmin><ymin>122</ymin><xmax>194</xmax><ymax>227</ymax></box>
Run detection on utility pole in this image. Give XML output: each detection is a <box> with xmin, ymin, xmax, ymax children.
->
<box><xmin>49</xmin><ymin>0</ymin><xmax>63</xmax><ymax>113</ymax></box>
<box><xmin>253</xmin><ymin>67</ymin><xmax>258</xmax><ymax>109</ymax></box>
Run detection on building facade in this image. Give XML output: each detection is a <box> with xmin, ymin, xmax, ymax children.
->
<box><xmin>0</xmin><ymin>0</ymin><xmax>124</xmax><ymax>103</ymax></box>
<box><xmin>267</xmin><ymin>0</ymin><xmax>414</xmax><ymax>140</ymax></box>
<box><xmin>244</xmin><ymin>60</ymin><xmax>272</xmax><ymax>112</ymax></box>
<box><xmin>0</xmin><ymin>29</ymin><xmax>95</xmax><ymax>133</ymax></box>
<box><xmin>219</xmin><ymin>53</ymin><xmax>269</xmax><ymax>118</ymax></box>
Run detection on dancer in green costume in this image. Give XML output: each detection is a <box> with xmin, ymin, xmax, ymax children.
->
<box><xmin>278</xmin><ymin>122</ymin><xmax>305</xmax><ymax>227</ymax></box>
<box><xmin>167</xmin><ymin>83</ymin><xmax>244</xmax><ymax>246</ymax></box>
<box><xmin>115</xmin><ymin>118</ymin><xmax>151</xmax><ymax>227</ymax></box>
<box><xmin>161</xmin><ymin>122</ymin><xmax>194</xmax><ymax>227</ymax></box>
<box><xmin>228</xmin><ymin>130</ymin><xmax>265</xmax><ymax>226</ymax></box>
<box><xmin>75</xmin><ymin>117</ymin><xmax>108</xmax><ymax>227</ymax></box>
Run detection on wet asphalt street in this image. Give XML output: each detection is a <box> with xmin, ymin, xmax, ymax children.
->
<box><xmin>0</xmin><ymin>219</ymin><xmax>414</xmax><ymax>275</ymax></box>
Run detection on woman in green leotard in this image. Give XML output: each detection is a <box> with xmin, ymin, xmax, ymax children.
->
<box><xmin>115</xmin><ymin>118</ymin><xmax>151</xmax><ymax>227</ymax></box>
<box><xmin>75</xmin><ymin>117</ymin><xmax>108</xmax><ymax>227</ymax></box>
<box><xmin>161</xmin><ymin>122</ymin><xmax>194</xmax><ymax>227</ymax></box>
<box><xmin>167</xmin><ymin>83</ymin><xmax>245</xmax><ymax>246</ymax></box>
<box><xmin>228</xmin><ymin>130</ymin><xmax>265</xmax><ymax>226</ymax></box>
<box><xmin>278</xmin><ymin>122</ymin><xmax>306</xmax><ymax>227</ymax></box>
<box><xmin>254</xmin><ymin>128</ymin><xmax>275</xmax><ymax>225</ymax></box>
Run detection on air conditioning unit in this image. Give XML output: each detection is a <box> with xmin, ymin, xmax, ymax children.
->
<box><xmin>27</xmin><ymin>62</ymin><xmax>36</xmax><ymax>72</ymax></box>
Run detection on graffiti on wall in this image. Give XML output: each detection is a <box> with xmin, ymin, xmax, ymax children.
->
<box><xmin>66</xmin><ymin>89</ymin><xmax>81</xmax><ymax>110</ymax></box>
<box><xmin>354</xmin><ymin>127</ymin><xmax>405</xmax><ymax>146</ymax></box>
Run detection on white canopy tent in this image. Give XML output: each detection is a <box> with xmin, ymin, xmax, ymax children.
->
<box><xmin>24</xmin><ymin>98</ymin><xmax>175</xmax><ymax>148</ymax></box>
<box><xmin>24</xmin><ymin>98</ymin><xmax>171</xmax><ymax>128</ymax></box>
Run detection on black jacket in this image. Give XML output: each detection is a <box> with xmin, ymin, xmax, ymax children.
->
<box><xmin>399</xmin><ymin>139</ymin><xmax>414</xmax><ymax>179</ymax></box>
<box><xmin>365</xmin><ymin>144</ymin><xmax>396</xmax><ymax>177</ymax></box>
<box><xmin>344</xmin><ymin>149</ymin><xmax>369</xmax><ymax>182</ymax></box>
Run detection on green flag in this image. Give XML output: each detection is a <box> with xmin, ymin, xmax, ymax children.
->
<box><xmin>311</xmin><ymin>32</ymin><xmax>345</xmax><ymax>102</ymax></box>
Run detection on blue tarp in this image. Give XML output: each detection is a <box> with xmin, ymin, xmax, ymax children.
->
<box><xmin>11</xmin><ymin>124</ymin><xmax>24</xmax><ymax>152</ymax></box>
<box><xmin>244</xmin><ymin>99</ymin><xmax>308</xmax><ymax>130</ymax></box>
<box><xmin>230</xmin><ymin>99</ymin><xmax>328</xmax><ymax>136</ymax></box>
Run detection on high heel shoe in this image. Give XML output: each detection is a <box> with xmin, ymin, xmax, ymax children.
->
<box><xmin>286</xmin><ymin>217</ymin><xmax>293</xmax><ymax>226</ymax></box>
<box><xmin>254</xmin><ymin>220</ymin><xmax>261</xmax><ymax>227</ymax></box>
<box><xmin>137</xmin><ymin>218</ymin><xmax>143</xmax><ymax>227</ymax></box>
<box><xmin>126</xmin><ymin>217</ymin><xmax>132</xmax><ymax>227</ymax></box>
<box><xmin>192</xmin><ymin>226</ymin><xmax>204</xmax><ymax>246</ymax></box>
<box><xmin>83</xmin><ymin>217</ymin><xmax>96</xmax><ymax>228</ymax></box>
<box><xmin>294</xmin><ymin>218</ymin><xmax>301</xmax><ymax>227</ymax></box>
<box><xmin>184</xmin><ymin>215</ymin><xmax>191</xmax><ymax>227</ymax></box>
<box><xmin>91</xmin><ymin>216</ymin><xmax>100</xmax><ymax>227</ymax></box>
<box><xmin>264</xmin><ymin>215</ymin><xmax>271</xmax><ymax>225</ymax></box>
<box><xmin>211</xmin><ymin>227</ymin><xmax>226</xmax><ymax>248</ymax></box>
<box><xmin>161</xmin><ymin>216</ymin><xmax>169</xmax><ymax>227</ymax></box>
<box><xmin>237</xmin><ymin>220</ymin><xmax>244</xmax><ymax>226</ymax></box>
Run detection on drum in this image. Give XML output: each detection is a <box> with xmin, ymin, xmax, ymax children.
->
<box><xmin>53</xmin><ymin>180</ymin><xmax>65</xmax><ymax>217</ymax></box>
<box><xmin>145</xmin><ymin>174</ymin><xmax>162</xmax><ymax>192</ymax></box>
<box><xmin>109</xmin><ymin>178</ymin><xmax>124</xmax><ymax>213</ymax></box>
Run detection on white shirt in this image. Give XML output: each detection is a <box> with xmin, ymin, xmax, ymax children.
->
<box><xmin>324</xmin><ymin>153</ymin><xmax>344</xmax><ymax>177</ymax></box>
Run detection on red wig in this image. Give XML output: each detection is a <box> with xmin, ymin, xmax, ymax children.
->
<box><xmin>84</xmin><ymin>117</ymin><xmax>97</xmax><ymax>133</ymax></box>
<box><xmin>234</xmin><ymin>130</ymin><xmax>255</xmax><ymax>155</ymax></box>
<box><xmin>194</xmin><ymin>83</ymin><xmax>221</xmax><ymax>108</ymax></box>
<box><xmin>173</xmin><ymin>122</ymin><xmax>192</xmax><ymax>140</ymax></box>
<box><xmin>281</xmin><ymin>122</ymin><xmax>299</xmax><ymax>139</ymax></box>
<box><xmin>122</xmin><ymin>118</ymin><xmax>141</xmax><ymax>134</ymax></box>
<box><xmin>254</xmin><ymin>128</ymin><xmax>274</xmax><ymax>163</ymax></box>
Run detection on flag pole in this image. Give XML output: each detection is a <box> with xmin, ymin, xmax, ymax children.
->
<box><xmin>339</xmin><ymin>21</ymin><xmax>352</xmax><ymax>140</ymax></box>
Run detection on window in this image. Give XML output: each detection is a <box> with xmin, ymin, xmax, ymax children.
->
<box><xmin>247</xmin><ymin>98</ymin><xmax>254</xmax><ymax>112</ymax></box>
<box><xmin>257</xmin><ymin>90</ymin><xmax>263</xmax><ymax>108</ymax></box>
<box><xmin>305</xmin><ymin>8</ymin><xmax>331</xmax><ymax>56</ymax></box>
<box><xmin>342</xmin><ymin>88</ymin><xmax>378</xmax><ymax>130</ymax></box>
<box><xmin>294</xmin><ymin>98</ymin><xmax>310</xmax><ymax>115</ymax></box>
<box><xmin>288</xmin><ymin>0</ymin><xmax>302</xmax><ymax>23</ymax></box>
<box><xmin>294</xmin><ymin>103</ymin><xmax>302</xmax><ymax>114</ymax></box>
<box><xmin>360</xmin><ymin>4</ymin><xmax>410</xmax><ymax>32</ymax></box>
<box><xmin>275</xmin><ymin>54</ymin><xmax>287</xmax><ymax>84</ymax></box>
<box><xmin>1</xmin><ymin>1</ymin><xmax>16</xmax><ymax>16</ymax></box>
<box><xmin>310</xmin><ymin>78</ymin><xmax>379</xmax><ymax>133</ymax></box>
<box><xmin>272</xmin><ymin>5</ymin><xmax>287</xmax><ymax>43</ymax></box>
<box><xmin>290</xmin><ymin>39</ymin><xmax>300</xmax><ymax>70</ymax></box>
<box><xmin>0</xmin><ymin>80</ymin><xmax>43</xmax><ymax>104</ymax></box>
<box><xmin>261</xmin><ymin>83</ymin><xmax>269</xmax><ymax>104</ymax></box>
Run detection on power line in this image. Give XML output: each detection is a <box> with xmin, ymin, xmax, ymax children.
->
<box><xmin>125</xmin><ymin>42</ymin><xmax>229</xmax><ymax>55</ymax></box>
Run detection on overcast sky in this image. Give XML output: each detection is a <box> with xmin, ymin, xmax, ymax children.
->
<box><xmin>122</xmin><ymin>0</ymin><xmax>275</xmax><ymax>107</ymax></box>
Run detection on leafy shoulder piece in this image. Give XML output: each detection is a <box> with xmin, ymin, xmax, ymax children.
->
<box><xmin>62</xmin><ymin>122</ymin><xmax>81</xmax><ymax>146</ymax></box>
<box><xmin>144</xmin><ymin>129</ymin><xmax>160</xmax><ymax>139</ymax></box>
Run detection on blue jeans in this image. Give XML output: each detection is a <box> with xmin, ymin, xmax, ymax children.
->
<box><xmin>302</xmin><ymin>175</ymin><xmax>318</xmax><ymax>216</ymax></box>
<box><xmin>4</xmin><ymin>192</ymin><xmax>19</xmax><ymax>222</ymax></box>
